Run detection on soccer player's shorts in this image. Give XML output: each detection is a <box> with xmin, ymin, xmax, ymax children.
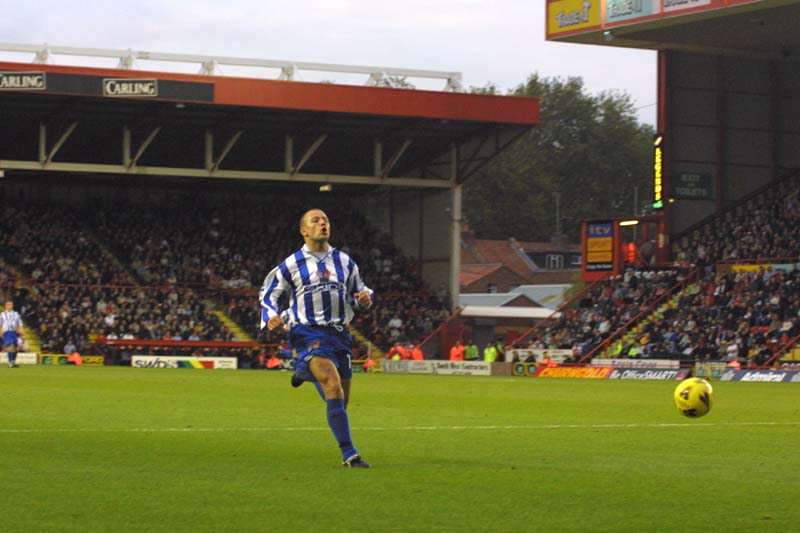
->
<box><xmin>290</xmin><ymin>324</ymin><xmax>354</xmax><ymax>382</ymax></box>
<box><xmin>2</xmin><ymin>331</ymin><xmax>18</xmax><ymax>348</ymax></box>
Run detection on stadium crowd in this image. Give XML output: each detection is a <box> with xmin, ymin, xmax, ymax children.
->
<box><xmin>3</xmin><ymin>172</ymin><xmax>799</xmax><ymax>365</ymax></box>
<box><xmin>0</xmin><ymin>204</ymin><xmax>233</xmax><ymax>355</ymax></box>
<box><xmin>624</xmin><ymin>267</ymin><xmax>800</xmax><ymax>365</ymax></box>
<box><xmin>673</xmin><ymin>175</ymin><xmax>800</xmax><ymax>268</ymax></box>
<box><xmin>0</xmin><ymin>191</ymin><xmax>449</xmax><ymax>357</ymax></box>
<box><xmin>519</xmin><ymin>175</ymin><xmax>800</xmax><ymax>365</ymax></box>
<box><xmin>519</xmin><ymin>268</ymin><xmax>687</xmax><ymax>359</ymax></box>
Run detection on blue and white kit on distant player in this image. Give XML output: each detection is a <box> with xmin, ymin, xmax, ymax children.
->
<box><xmin>1</xmin><ymin>302</ymin><xmax>24</xmax><ymax>367</ymax></box>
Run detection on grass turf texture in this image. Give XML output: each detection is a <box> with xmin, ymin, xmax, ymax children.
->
<box><xmin>1</xmin><ymin>366</ymin><xmax>799</xmax><ymax>532</ymax></box>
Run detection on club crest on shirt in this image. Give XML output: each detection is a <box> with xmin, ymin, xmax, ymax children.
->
<box><xmin>319</xmin><ymin>269</ymin><xmax>331</xmax><ymax>281</ymax></box>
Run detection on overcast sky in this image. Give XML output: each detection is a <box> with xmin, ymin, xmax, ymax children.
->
<box><xmin>0</xmin><ymin>0</ymin><xmax>657</xmax><ymax>124</ymax></box>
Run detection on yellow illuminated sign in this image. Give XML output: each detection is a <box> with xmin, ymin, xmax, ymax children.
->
<box><xmin>547</xmin><ymin>0</ymin><xmax>601</xmax><ymax>37</ymax></box>
<box><xmin>586</xmin><ymin>237</ymin><xmax>612</xmax><ymax>252</ymax></box>
<box><xmin>587</xmin><ymin>251</ymin><xmax>613</xmax><ymax>262</ymax></box>
<box><xmin>584</xmin><ymin>221</ymin><xmax>614</xmax><ymax>272</ymax></box>
<box><xmin>653</xmin><ymin>133</ymin><xmax>664</xmax><ymax>209</ymax></box>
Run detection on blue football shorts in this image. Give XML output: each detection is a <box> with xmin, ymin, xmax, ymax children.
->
<box><xmin>2</xmin><ymin>331</ymin><xmax>19</xmax><ymax>348</ymax></box>
<box><xmin>290</xmin><ymin>324</ymin><xmax>353</xmax><ymax>382</ymax></box>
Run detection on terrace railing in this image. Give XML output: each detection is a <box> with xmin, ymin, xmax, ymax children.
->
<box><xmin>577</xmin><ymin>267</ymin><xmax>700</xmax><ymax>364</ymax></box>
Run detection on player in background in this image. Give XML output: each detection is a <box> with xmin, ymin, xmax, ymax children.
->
<box><xmin>2</xmin><ymin>299</ymin><xmax>24</xmax><ymax>368</ymax></box>
<box><xmin>259</xmin><ymin>208</ymin><xmax>373</xmax><ymax>468</ymax></box>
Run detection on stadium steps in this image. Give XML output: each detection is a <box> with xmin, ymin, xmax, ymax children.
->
<box><xmin>350</xmin><ymin>326</ymin><xmax>385</xmax><ymax>359</ymax></box>
<box><xmin>211</xmin><ymin>310</ymin><xmax>254</xmax><ymax>343</ymax></box>
<box><xmin>91</xmin><ymin>237</ymin><xmax>142</xmax><ymax>284</ymax></box>
<box><xmin>602</xmin><ymin>289</ymin><xmax>690</xmax><ymax>358</ymax></box>
<box><xmin>21</xmin><ymin>325</ymin><xmax>42</xmax><ymax>353</ymax></box>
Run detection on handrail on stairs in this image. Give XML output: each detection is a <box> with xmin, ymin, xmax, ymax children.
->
<box><xmin>577</xmin><ymin>267</ymin><xmax>701</xmax><ymax>365</ymax></box>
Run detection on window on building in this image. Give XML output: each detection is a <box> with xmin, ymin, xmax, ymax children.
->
<box><xmin>546</xmin><ymin>254</ymin><xmax>564</xmax><ymax>270</ymax></box>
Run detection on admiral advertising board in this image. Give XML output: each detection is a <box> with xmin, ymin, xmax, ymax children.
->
<box><xmin>720</xmin><ymin>369</ymin><xmax>800</xmax><ymax>383</ymax></box>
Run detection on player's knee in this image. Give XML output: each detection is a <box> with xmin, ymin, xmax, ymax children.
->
<box><xmin>319</xmin><ymin>374</ymin><xmax>344</xmax><ymax>399</ymax></box>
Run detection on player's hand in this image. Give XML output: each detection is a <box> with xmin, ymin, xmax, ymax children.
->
<box><xmin>355</xmin><ymin>290</ymin><xmax>372</xmax><ymax>309</ymax></box>
<box><xmin>267</xmin><ymin>315</ymin><xmax>285</xmax><ymax>332</ymax></box>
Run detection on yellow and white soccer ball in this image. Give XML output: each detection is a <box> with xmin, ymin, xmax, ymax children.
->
<box><xmin>673</xmin><ymin>377</ymin><xmax>714</xmax><ymax>418</ymax></box>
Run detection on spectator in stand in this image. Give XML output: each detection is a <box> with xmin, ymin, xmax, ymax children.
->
<box><xmin>387</xmin><ymin>341</ymin><xmax>409</xmax><ymax>361</ymax></box>
<box><xmin>464</xmin><ymin>340</ymin><xmax>479</xmax><ymax>361</ymax></box>
<box><xmin>411</xmin><ymin>344</ymin><xmax>424</xmax><ymax>360</ymax></box>
<box><xmin>449</xmin><ymin>339</ymin><xmax>465</xmax><ymax>361</ymax></box>
<box><xmin>494</xmin><ymin>339</ymin><xmax>506</xmax><ymax>362</ymax></box>
<box><xmin>63</xmin><ymin>339</ymin><xmax>77</xmax><ymax>355</ymax></box>
<box><xmin>483</xmin><ymin>343</ymin><xmax>498</xmax><ymax>363</ymax></box>
<box><xmin>2</xmin><ymin>192</ymin><xmax>452</xmax><ymax>361</ymax></box>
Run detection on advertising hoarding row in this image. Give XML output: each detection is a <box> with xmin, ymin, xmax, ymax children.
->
<box><xmin>0</xmin><ymin>70</ymin><xmax>214</xmax><ymax>101</ymax></box>
<box><xmin>131</xmin><ymin>356</ymin><xmax>237</xmax><ymax>369</ymax></box>
<box><xmin>381</xmin><ymin>360</ymin><xmax>493</xmax><ymax>376</ymax></box>
<box><xmin>0</xmin><ymin>352</ymin><xmax>39</xmax><ymax>365</ymax></box>
<box><xmin>547</xmin><ymin>0</ymin><xmax>764</xmax><ymax>39</ymax></box>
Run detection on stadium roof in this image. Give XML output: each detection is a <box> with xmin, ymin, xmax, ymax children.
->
<box><xmin>460</xmin><ymin>306</ymin><xmax>557</xmax><ymax>319</ymax></box>
<box><xmin>510</xmin><ymin>284</ymin><xmax>570</xmax><ymax>309</ymax></box>
<box><xmin>0</xmin><ymin>51</ymin><xmax>539</xmax><ymax>189</ymax></box>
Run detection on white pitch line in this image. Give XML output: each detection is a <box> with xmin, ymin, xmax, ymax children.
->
<box><xmin>0</xmin><ymin>421</ymin><xmax>799</xmax><ymax>434</ymax></box>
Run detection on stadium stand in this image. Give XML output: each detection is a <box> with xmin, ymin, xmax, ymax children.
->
<box><xmin>510</xmin><ymin>172</ymin><xmax>800</xmax><ymax>367</ymax></box>
<box><xmin>513</xmin><ymin>267</ymin><xmax>691</xmax><ymax>359</ymax></box>
<box><xmin>2</xmin><ymin>168</ymin><xmax>797</xmax><ymax>366</ymax></box>
<box><xmin>672</xmin><ymin>173</ymin><xmax>800</xmax><ymax>269</ymax></box>
<box><xmin>0</xmin><ymin>186</ymin><xmax>449</xmax><ymax>359</ymax></box>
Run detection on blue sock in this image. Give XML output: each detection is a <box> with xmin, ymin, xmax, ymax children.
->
<box><xmin>326</xmin><ymin>398</ymin><xmax>357</xmax><ymax>460</ymax></box>
<box><xmin>8</xmin><ymin>352</ymin><xmax>16</xmax><ymax>364</ymax></box>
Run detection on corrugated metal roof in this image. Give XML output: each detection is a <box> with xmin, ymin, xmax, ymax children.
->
<box><xmin>460</xmin><ymin>306</ymin><xmax>558</xmax><ymax>319</ymax></box>
<box><xmin>510</xmin><ymin>284</ymin><xmax>570</xmax><ymax>309</ymax></box>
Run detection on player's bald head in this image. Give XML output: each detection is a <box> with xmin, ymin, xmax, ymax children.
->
<box><xmin>299</xmin><ymin>208</ymin><xmax>328</xmax><ymax>229</ymax></box>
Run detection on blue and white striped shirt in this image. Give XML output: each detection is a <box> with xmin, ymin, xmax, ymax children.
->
<box><xmin>259</xmin><ymin>244</ymin><xmax>372</xmax><ymax>330</ymax></box>
<box><xmin>1</xmin><ymin>310</ymin><xmax>23</xmax><ymax>333</ymax></box>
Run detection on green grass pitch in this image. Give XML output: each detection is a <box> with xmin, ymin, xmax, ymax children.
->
<box><xmin>1</xmin><ymin>366</ymin><xmax>798</xmax><ymax>532</ymax></box>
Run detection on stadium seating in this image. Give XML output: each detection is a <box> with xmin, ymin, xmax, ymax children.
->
<box><xmin>515</xmin><ymin>267</ymin><xmax>689</xmax><ymax>359</ymax></box>
<box><xmin>515</xmin><ymin>173</ymin><xmax>800</xmax><ymax>366</ymax></box>
<box><xmin>0</xmin><ymin>191</ymin><xmax>448</xmax><ymax>358</ymax></box>
<box><xmin>4</xmin><ymin>171</ymin><xmax>797</xmax><ymax>364</ymax></box>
